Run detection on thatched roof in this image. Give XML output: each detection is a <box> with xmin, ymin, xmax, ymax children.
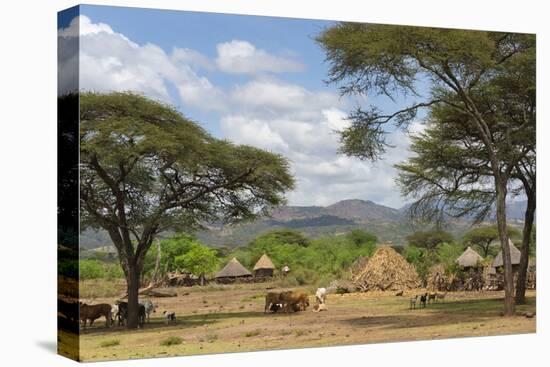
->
<box><xmin>253</xmin><ymin>254</ymin><xmax>275</xmax><ymax>271</ymax></box>
<box><xmin>215</xmin><ymin>258</ymin><xmax>252</xmax><ymax>278</ymax></box>
<box><xmin>456</xmin><ymin>246</ymin><xmax>483</xmax><ymax>267</ymax></box>
<box><xmin>492</xmin><ymin>239</ymin><xmax>522</xmax><ymax>268</ymax></box>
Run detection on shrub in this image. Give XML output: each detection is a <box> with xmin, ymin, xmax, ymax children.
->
<box><xmin>99</xmin><ymin>339</ymin><xmax>120</xmax><ymax>348</ymax></box>
<box><xmin>160</xmin><ymin>336</ymin><xmax>183</xmax><ymax>346</ymax></box>
<box><xmin>244</xmin><ymin>329</ymin><xmax>261</xmax><ymax>337</ymax></box>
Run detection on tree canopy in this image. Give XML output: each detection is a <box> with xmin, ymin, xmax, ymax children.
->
<box><xmin>79</xmin><ymin>92</ymin><xmax>295</xmax><ymax>327</ymax></box>
<box><xmin>406</xmin><ymin>230</ymin><xmax>454</xmax><ymax>251</ymax></box>
<box><xmin>317</xmin><ymin>23</ymin><xmax>535</xmax><ymax>315</ymax></box>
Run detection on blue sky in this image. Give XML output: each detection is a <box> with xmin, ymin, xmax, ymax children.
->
<box><xmin>58</xmin><ymin>5</ymin><xmax>420</xmax><ymax>208</ymax></box>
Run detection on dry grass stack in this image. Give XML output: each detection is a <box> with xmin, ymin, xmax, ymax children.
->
<box><xmin>350</xmin><ymin>255</ymin><xmax>369</xmax><ymax>283</ymax></box>
<box><xmin>353</xmin><ymin>246</ymin><xmax>420</xmax><ymax>291</ymax></box>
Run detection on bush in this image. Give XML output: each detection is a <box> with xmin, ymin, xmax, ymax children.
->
<box><xmin>160</xmin><ymin>336</ymin><xmax>183</xmax><ymax>346</ymax></box>
<box><xmin>99</xmin><ymin>339</ymin><xmax>120</xmax><ymax>348</ymax></box>
<box><xmin>244</xmin><ymin>329</ymin><xmax>261</xmax><ymax>337</ymax></box>
<box><xmin>79</xmin><ymin>259</ymin><xmax>125</xmax><ymax>280</ymax></box>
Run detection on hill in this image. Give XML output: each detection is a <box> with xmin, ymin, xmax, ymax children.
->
<box><xmin>79</xmin><ymin>199</ymin><xmax>529</xmax><ymax>249</ymax></box>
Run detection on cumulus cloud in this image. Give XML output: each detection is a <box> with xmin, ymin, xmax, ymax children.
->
<box><xmin>220</xmin><ymin>78</ymin><xmax>420</xmax><ymax>208</ymax></box>
<box><xmin>216</xmin><ymin>40</ymin><xmax>304</xmax><ymax>74</ymax></box>
<box><xmin>58</xmin><ymin>15</ymin><xmax>225</xmax><ymax>109</ymax></box>
<box><xmin>58</xmin><ymin>15</ymin><xmax>417</xmax><ymax>208</ymax></box>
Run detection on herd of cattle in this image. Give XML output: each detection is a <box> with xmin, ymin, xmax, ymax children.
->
<box><xmin>59</xmin><ymin>287</ymin><xmax>330</xmax><ymax>331</ymax></box>
<box><xmin>58</xmin><ymin>298</ymin><xmax>176</xmax><ymax>329</ymax></box>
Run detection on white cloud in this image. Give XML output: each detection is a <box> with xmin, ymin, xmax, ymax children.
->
<box><xmin>216</xmin><ymin>40</ymin><xmax>304</xmax><ymax>74</ymax></box>
<box><xmin>220</xmin><ymin>77</ymin><xmax>421</xmax><ymax>208</ymax></box>
<box><xmin>58</xmin><ymin>15</ymin><xmax>224</xmax><ymax>110</ymax></box>
<box><xmin>57</xmin><ymin>16</ymin><xmax>417</xmax><ymax>208</ymax></box>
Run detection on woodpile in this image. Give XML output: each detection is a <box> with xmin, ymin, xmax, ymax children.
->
<box><xmin>352</xmin><ymin>246</ymin><xmax>420</xmax><ymax>291</ymax></box>
<box><xmin>350</xmin><ymin>256</ymin><xmax>369</xmax><ymax>282</ymax></box>
<box><xmin>427</xmin><ymin>264</ymin><xmax>451</xmax><ymax>291</ymax></box>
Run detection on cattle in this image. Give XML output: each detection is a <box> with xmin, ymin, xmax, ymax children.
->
<box><xmin>115</xmin><ymin>301</ymin><xmax>145</xmax><ymax>327</ymax></box>
<box><xmin>139</xmin><ymin>300</ymin><xmax>157</xmax><ymax>323</ymax></box>
<box><xmin>427</xmin><ymin>292</ymin><xmax>437</xmax><ymax>304</ymax></box>
<box><xmin>280</xmin><ymin>290</ymin><xmax>310</xmax><ymax>313</ymax></box>
<box><xmin>265</xmin><ymin>291</ymin><xmax>285</xmax><ymax>313</ymax></box>
<box><xmin>79</xmin><ymin>302</ymin><xmax>112</xmax><ymax>328</ymax></box>
<box><xmin>315</xmin><ymin>288</ymin><xmax>327</xmax><ymax>305</ymax></box>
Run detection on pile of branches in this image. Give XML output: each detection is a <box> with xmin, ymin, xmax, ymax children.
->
<box><xmin>427</xmin><ymin>264</ymin><xmax>451</xmax><ymax>291</ymax></box>
<box><xmin>353</xmin><ymin>246</ymin><xmax>420</xmax><ymax>291</ymax></box>
<box><xmin>350</xmin><ymin>256</ymin><xmax>369</xmax><ymax>282</ymax></box>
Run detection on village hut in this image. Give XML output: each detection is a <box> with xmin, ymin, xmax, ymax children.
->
<box><xmin>456</xmin><ymin>246</ymin><xmax>484</xmax><ymax>269</ymax></box>
<box><xmin>215</xmin><ymin>257</ymin><xmax>252</xmax><ymax>283</ymax></box>
<box><xmin>253</xmin><ymin>254</ymin><xmax>275</xmax><ymax>278</ymax></box>
<box><xmin>491</xmin><ymin>239</ymin><xmax>522</xmax><ymax>269</ymax></box>
<box><xmin>353</xmin><ymin>245</ymin><xmax>420</xmax><ymax>291</ymax></box>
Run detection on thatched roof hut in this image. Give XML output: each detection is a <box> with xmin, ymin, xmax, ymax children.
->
<box><xmin>456</xmin><ymin>246</ymin><xmax>483</xmax><ymax>268</ymax></box>
<box><xmin>492</xmin><ymin>239</ymin><xmax>522</xmax><ymax>268</ymax></box>
<box><xmin>215</xmin><ymin>258</ymin><xmax>252</xmax><ymax>280</ymax></box>
<box><xmin>253</xmin><ymin>254</ymin><xmax>275</xmax><ymax>277</ymax></box>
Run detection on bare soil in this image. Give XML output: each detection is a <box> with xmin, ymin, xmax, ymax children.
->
<box><xmin>68</xmin><ymin>282</ymin><xmax>536</xmax><ymax>362</ymax></box>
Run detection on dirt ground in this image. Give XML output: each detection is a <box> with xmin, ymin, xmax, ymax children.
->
<box><xmin>66</xmin><ymin>283</ymin><xmax>536</xmax><ymax>362</ymax></box>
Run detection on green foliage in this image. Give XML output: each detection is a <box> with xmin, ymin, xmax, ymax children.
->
<box><xmin>144</xmin><ymin>233</ymin><xmax>198</xmax><ymax>275</ymax></box>
<box><xmin>174</xmin><ymin>243</ymin><xmax>219</xmax><ymax>277</ymax></box>
<box><xmin>463</xmin><ymin>225</ymin><xmax>520</xmax><ymax>257</ymax></box>
<box><xmin>406</xmin><ymin>230</ymin><xmax>454</xmax><ymax>251</ymax></box>
<box><xmin>346</xmin><ymin>229</ymin><xmax>377</xmax><ymax>246</ymax></box>
<box><xmin>232</xmin><ymin>229</ymin><xmax>377</xmax><ymax>285</ymax></box>
<box><xmin>79</xmin><ymin>259</ymin><xmax>125</xmax><ymax>280</ymax></box>
<box><xmin>404</xmin><ymin>241</ymin><xmax>465</xmax><ymax>281</ymax></box>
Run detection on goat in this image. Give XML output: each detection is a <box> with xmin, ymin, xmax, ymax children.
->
<box><xmin>419</xmin><ymin>293</ymin><xmax>428</xmax><ymax>308</ymax></box>
<box><xmin>163</xmin><ymin>311</ymin><xmax>176</xmax><ymax>324</ymax></box>
<box><xmin>427</xmin><ymin>292</ymin><xmax>437</xmax><ymax>304</ymax></box>
<box><xmin>409</xmin><ymin>295</ymin><xmax>418</xmax><ymax>310</ymax></box>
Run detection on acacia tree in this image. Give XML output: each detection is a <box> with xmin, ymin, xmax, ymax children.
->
<box><xmin>79</xmin><ymin>92</ymin><xmax>294</xmax><ymax>328</ymax></box>
<box><xmin>317</xmin><ymin>24</ymin><xmax>535</xmax><ymax>315</ymax></box>
<box><xmin>463</xmin><ymin>226</ymin><xmax>520</xmax><ymax>257</ymax></box>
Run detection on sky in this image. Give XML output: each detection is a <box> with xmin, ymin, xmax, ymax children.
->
<box><xmin>58</xmin><ymin>5</ymin><xmax>424</xmax><ymax>209</ymax></box>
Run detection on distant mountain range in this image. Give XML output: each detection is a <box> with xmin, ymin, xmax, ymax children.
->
<box><xmin>79</xmin><ymin>199</ymin><xmax>530</xmax><ymax>249</ymax></box>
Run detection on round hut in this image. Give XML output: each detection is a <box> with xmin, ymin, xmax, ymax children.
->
<box><xmin>456</xmin><ymin>246</ymin><xmax>484</xmax><ymax>269</ymax></box>
<box><xmin>253</xmin><ymin>254</ymin><xmax>275</xmax><ymax>278</ymax></box>
<box><xmin>491</xmin><ymin>239</ymin><xmax>522</xmax><ymax>269</ymax></box>
<box><xmin>215</xmin><ymin>257</ymin><xmax>252</xmax><ymax>283</ymax></box>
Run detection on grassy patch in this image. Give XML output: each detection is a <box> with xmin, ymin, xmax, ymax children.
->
<box><xmin>294</xmin><ymin>329</ymin><xmax>307</xmax><ymax>337</ymax></box>
<box><xmin>160</xmin><ymin>336</ymin><xmax>183</xmax><ymax>346</ymax></box>
<box><xmin>99</xmin><ymin>339</ymin><xmax>120</xmax><ymax>348</ymax></box>
<box><xmin>244</xmin><ymin>329</ymin><xmax>261</xmax><ymax>337</ymax></box>
<box><xmin>80</xmin><ymin>279</ymin><xmax>126</xmax><ymax>299</ymax></box>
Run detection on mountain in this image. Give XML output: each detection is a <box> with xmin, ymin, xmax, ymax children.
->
<box><xmin>79</xmin><ymin>199</ymin><xmax>531</xmax><ymax>250</ymax></box>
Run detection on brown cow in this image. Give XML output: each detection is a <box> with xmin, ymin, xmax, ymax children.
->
<box><xmin>265</xmin><ymin>291</ymin><xmax>288</xmax><ymax>313</ymax></box>
<box><xmin>280</xmin><ymin>290</ymin><xmax>309</xmax><ymax>313</ymax></box>
<box><xmin>79</xmin><ymin>302</ymin><xmax>112</xmax><ymax>328</ymax></box>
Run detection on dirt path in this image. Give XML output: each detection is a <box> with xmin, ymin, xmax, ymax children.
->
<box><xmin>70</xmin><ymin>285</ymin><xmax>536</xmax><ymax>362</ymax></box>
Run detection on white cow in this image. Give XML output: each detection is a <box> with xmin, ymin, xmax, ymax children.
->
<box><xmin>315</xmin><ymin>287</ymin><xmax>327</xmax><ymax>305</ymax></box>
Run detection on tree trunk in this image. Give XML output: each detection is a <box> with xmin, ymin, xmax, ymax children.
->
<box><xmin>126</xmin><ymin>265</ymin><xmax>141</xmax><ymax>329</ymax></box>
<box><xmin>152</xmin><ymin>240</ymin><xmax>162</xmax><ymax>284</ymax></box>
<box><xmin>515</xmin><ymin>190</ymin><xmax>535</xmax><ymax>304</ymax></box>
<box><xmin>495</xmin><ymin>179</ymin><xmax>515</xmax><ymax>316</ymax></box>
